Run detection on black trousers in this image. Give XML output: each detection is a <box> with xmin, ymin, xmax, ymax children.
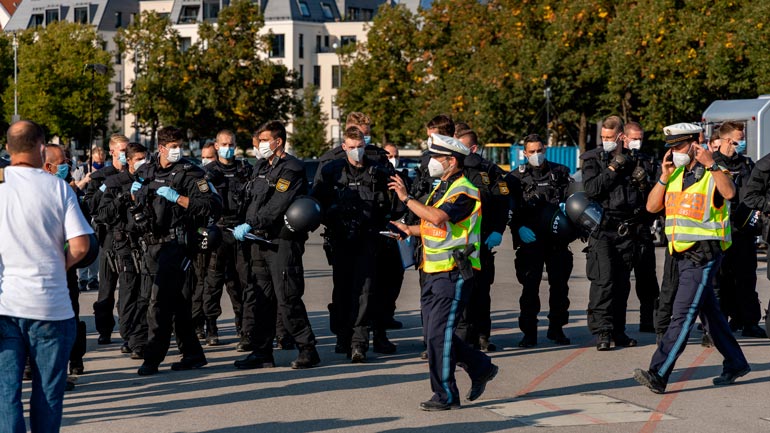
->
<box><xmin>515</xmin><ymin>240</ymin><xmax>572</xmax><ymax>335</ymax></box>
<box><xmin>204</xmin><ymin>230</ymin><xmax>245</xmax><ymax>327</ymax></box>
<box><xmin>586</xmin><ymin>230</ymin><xmax>637</xmax><ymax>336</ymax></box>
<box><xmin>456</xmin><ymin>243</ymin><xmax>495</xmax><ymax>344</ymax></box>
<box><xmin>329</xmin><ymin>235</ymin><xmax>377</xmax><ymax>350</ymax></box>
<box><xmin>633</xmin><ymin>234</ymin><xmax>660</xmax><ymax>328</ymax></box>
<box><xmin>241</xmin><ymin>237</ymin><xmax>316</xmax><ymax>356</ymax></box>
<box><xmin>93</xmin><ymin>231</ymin><xmax>119</xmax><ymax>336</ymax></box>
<box><xmin>716</xmin><ymin>231</ymin><xmax>761</xmax><ymax>328</ymax></box>
<box><xmin>67</xmin><ymin>268</ymin><xmax>86</xmax><ymax>366</ymax></box>
<box><xmin>654</xmin><ymin>247</ymin><xmax>679</xmax><ymax>334</ymax></box>
<box><xmin>189</xmin><ymin>252</ymin><xmax>209</xmax><ymax>329</ymax></box>
<box><xmin>114</xmin><ymin>236</ymin><xmax>146</xmax><ymax>351</ymax></box>
<box><xmin>142</xmin><ymin>241</ymin><xmax>204</xmax><ymax>366</ymax></box>
<box><xmin>373</xmin><ymin>237</ymin><xmax>405</xmax><ymax>331</ymax></box>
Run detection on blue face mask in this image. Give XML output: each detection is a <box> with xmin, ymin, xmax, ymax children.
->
<box><xmin>118</xmin><ymin>151</ymin><xmax>127</xmax><ymax>165</ymax></box>
<box><xmin>92</xmin><ymin>162</ymin><xmax>104</xmax><ymax>170</ymax></box>
<box><xmin>218</xmin><ymin>146</ymin><xmax>235</xmax><ymax>159</ymax></box>
<box><xmin>734</xmin><ymin>140</ymin><xmax>747</xmax><ymax>154</ymax></box>
<box><xmin>56</xmin><ymin>164</ymin><xmax>69</xmax><ymax>180</ymax></box>
<box><xmin>364</xmin><ymin>135</ymin><xmax>371</xmax><ymax>145</ymax></box>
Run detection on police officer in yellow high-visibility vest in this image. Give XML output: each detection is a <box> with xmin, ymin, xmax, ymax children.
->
<box><xmin>390</xmin><ymin>134</ymin><xmax>498</xmax><ymax>411</ymax></box>
<box><xmin>634</xmin><ymin>123</ymin><xmax>750</xmax><ymax>394</ymax></box>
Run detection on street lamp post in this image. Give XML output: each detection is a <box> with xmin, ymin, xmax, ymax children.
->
<box><xmin>12</xmin><ymin>32</ymin><xmax>19</xmax><ymax>124</ymax></box>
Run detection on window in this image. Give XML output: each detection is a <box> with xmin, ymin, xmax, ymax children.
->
<box><xmin>270</xmin><ymin>34</ymin><xmax>285</xmax><ymax>58</ymax></box>
<box><xmin>298</xmin><ymin>0</ymin><xmax>310</xmax><ymax>17</ymax></box>
<box><xmin>203</xmin><ymin>0</ymin><xmax>220</xmax><ymax>22</ymax></box>
<box><xmin>115</xmin><ymin>11</ymin><xmax>122</xmax><ymax>28</ymax></box>
<box><xmin>179</xmin><ymin>5</ymin><xmax>200</xmax><ymax>24</ymax></box>
<box><xmin>299</xmin><ymin>34</ymin><xmax>304</xmax><ymax>59</ymax></box>
<box><xmin>115</xmin><ymin>82</ymin><xmax>123</xmax><ymax>120</ymax></box>
<box><xmin>320</xmin><ymin>3</ymin><xmax>333</xmax><ymax>19</ymax></box>
<box><xmin>45</xmin><ymin>8</ymin><xmax>59</xmax><ymax>25</ymax></box>
<box><xmin>347</xmin><ymin>7</ymin><xmax>359</xmax><ymax>20</ymax></box>
<box><xmin>341</xmin><ymin>35</ymin><xmax>357</xmax><ymax>47</ymax></box>
<box><xmin>316</xmin><ymin>35</ymin><xmax>322</xmax><ymax>53</ymax></box>
<box><xmin>331</xmin><ymin>96</ymin><xmax>340</xmax><ymax>120</ymax></box>
<box><xmin>332</xmin><ymin>65</ymin><xmax>342</xmax><ymax>88</ymax></box>
<box><xmin>361</xmin><ymin>9</ymin><xmax>373</xmax><ymax>21</ymax></box>
<box><xmin>74</xmin><ymin>7</ymin><xmax>89</xmax><ymax>24</ymax></box>
<box><xmin>28</xmin><ymin>14</ymin><xmax>44</xmax><ymax>28</ymax></box>
<box><xmin>115</xmin><ymin>49</ymin><xmax>122</xmax><ymax>65</ymax></box>
<box><xmin>298</xmin><ymin>65</ymin><xmax>304</xmax><ymax>87</ymax></box>
<box><xmin>324</xmin><ymin>35</ymin><xmax>330</xmax><ymax>49</ymax></box>
<box><xmin>313</xmin><ymin>65</ymin><xmax>321</xmax><ymax>87</ymax></box>
<box><xmin>180</xmin><ymin>37</ymin><xmax>192</xmax><ymax>53</ymax></box>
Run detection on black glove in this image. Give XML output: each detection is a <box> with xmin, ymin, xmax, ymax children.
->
<box><xmin>631</xmin><ymin>166</ymin><xmax>647</xmax><ymax>183</ymax></box>
<box><xmin>609</xmin><ymin>154</ymin><xmax>627</xmax><ymax>172</ymax></box>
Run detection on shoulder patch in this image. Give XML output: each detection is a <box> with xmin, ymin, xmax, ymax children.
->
<box><xmin>276</xmin><ymin>178</ymin><xmax>291</xmax><ymax>192</ymax></box>
<box><xmin>480</xmin><ymin>172</ymin><xmax>490</xmax><ymax>185</ymax></box>
<box><xmin>196</xmin><ymin>179</ymin><xmax>210</xmax><ymax>193</ymax></box>
<box><xmin>498</xmin><ymin>181</ymin><xmax>509</xmax><ymax>195</ymax></box>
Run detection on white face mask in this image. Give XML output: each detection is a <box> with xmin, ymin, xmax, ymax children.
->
<box><xmin>528</xmin><ymin>153</ymin><xmax>545</xmax><ymax>167</ymax></box>
<box><xmin>166</xmin><ymin>147</ymin><xmax>182</xmax><ymax>163</ymax></box>
<box><xmin>201</xmin><ymin>157</ymin><xmax>214</xmax><ymax>166</ymax></box>
<box><xmin>602</xmin><ymin>140</ymin><xmax>618</xmax><ymax>153</ymax></box>
<box><xmin>672</xmin><ymin>150</ymin><xmax>691</xmax><ymax>167</ymax></box>
<box><xmin>133</xmin><ymin>159</ymin><xmax>147</xmax><ymax>172</ymax></box>
<box><xmin>628</xmin><ymin>140</ymin><xmax>642</xmax><ymax>151</ymax></box>
<box><xmin>253</xmin><ymin>147</ymin><xmax>264</xmax><ymax>160</ymax></box>
<box><xmin>388</xmin><ymin>157</ymin><xmax>399</xmax><ymax>168</ymax></box>
<box><xmin>427</xmin><ymin>157</ymin><xmax>446</xmax><ymax>178</ymax></box>
<box><xmin>347</xmin><ymin>147</ymin><xmax>365</xmax><ymax>163</ymax></box>
<box><xmin>259</xmin><ymin>141</ymin><xmax>275</xmax><ymax>159</ymax></box>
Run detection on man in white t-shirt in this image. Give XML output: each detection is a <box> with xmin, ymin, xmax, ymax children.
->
<box><xmin>0</xmin><ymin>120</ymin><xmax>94</xmax><ymax>433</ymax></box>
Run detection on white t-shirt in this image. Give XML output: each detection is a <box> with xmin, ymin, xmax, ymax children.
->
<box><xmin>0</xmin><ymin>166</ymin><xmax>94</xmax><ymax>320</ymax></box>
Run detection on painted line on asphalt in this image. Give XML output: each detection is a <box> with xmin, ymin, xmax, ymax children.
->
<box><xmin>515</xmin><ymin>346</ymin><xmax>590</xmax><ymax>397</ymax></box>
<box><xmin>638</xmin><ymin>347</ymin><xmax>714</xmax><ymax>433</ymax></box>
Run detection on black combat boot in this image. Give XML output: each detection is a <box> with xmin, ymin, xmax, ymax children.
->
<box><xmin>206</xmin><ymin>319</ymin><xmax>220</xmax><ymax>346</ymax></box>
<box><xmin>373</xmin><ymin>330</ymin><xmax>397</xmax><ymax>354</ymax></box>
<box><xmin>291</xmin><ymin>345</ymin><xmax>321</xmax><ymax>369</ymax></box>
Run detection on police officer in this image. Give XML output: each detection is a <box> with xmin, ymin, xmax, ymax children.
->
<box><xmin>190</xmin><ymin>141</ymin><xmax>217</xmax><ymax>341</ymax></box>
<box><xmin>389</xmin><ymin>134</ymin><xmax>498</xmax><ymax>411</ymax></box>
<box><xmin>510</xmin><ymin>134</ymin><xmax>573</xmax><ymax>347</ymax></box>
<box><xmin>313</xmin><ymin>126</ymin><xmax>396</xmax><ymax>363</ymax></box>
<box><xmin>454</xmin><ymin>128</ymin><xmax>510</xmax><ymax>351</ymax></box>
<box><xmin>582</xmin><ymin>115</ymin><xmax>656</xmax><ymax>350</ymax></box>
<box><xmin>132</xmin><ymin>126</ymin><xmax>221</xmax><ymax>375</ymax></box>
<box><xmin>96</xmin><ymin>143</ymin><xmax>149</xmax><ymax>359</ymax></box>
<box><xmin>86</xmin><ymin>134</ymin><xmax>128</xmax><ymax>345</ymax></box>
<box><xmin>232</xmin><ymin>120</ymin><xmax>320</xmax><ymax>369</ymax></box>
<box><xmin>712</xmin><ymin>121</ymin><xmax>765</xmax><ymax>338</ymax></box>
<box><xmin>201</xmin><ymin>129</ymin><xmax>251</xmax><ymax>346</ymax></box>
<box><xmin>623</xmin><ymin>122</ymin><xmax>661</xmax><ymax>333</ymax></box>
<box><xmin>634</xmin><ymin>123</ymin><xmax>749</xmax><ymax>393</ymax></box>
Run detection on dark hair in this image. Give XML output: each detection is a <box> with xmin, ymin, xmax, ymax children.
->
<box><xmin>523</xmin><ymin>133</ymin><xmax>543</xmax><ymax>147</ymax></box>
<box><xmin>454</xmin><ymin>122</ymin><xmax>472</xmax><ymax>137</ymax></box>
<box><xmin>126</xmin><ymin>142</ymin><xmax>147</xmax><ymax>160</ymax></box>
<box><xmin>427</xmin><ymin>114</ymin><xmax>455</xmax><ymax>137</ymax></box>
<box><xmin>457</xmin><ymin>129</ymin><xmax>478</xmax><ymax>147</ymax></box>
<box><xmin>602</xmin><ymin>115</ymin><xmax>624</xmax><ymax>134</ymax></box>
<box><xmin>344</xmin><ymin>126</ymin><xmax>365</xmax><ymax>141</ymax></box>
<box><xmin>6</xmin><ymin>120</ymin><xmax>45</xmax><ymax>154</ymax></box>
<box><xmin>158</xmin><ymin>126</ymin><xmax>185</xmax><ymax>147</ymax></box>
<box><xmin>256</xmin><ymin>120</ymin><xmax>287</xmax><ymax>144</ymax></box>
<box><xmin>719</xmin><ymin>121</ymin><xmax>744</xmax><ymax>137</ymax></box>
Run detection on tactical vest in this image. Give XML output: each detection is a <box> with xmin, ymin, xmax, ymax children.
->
<box><xmin>664</xmin><ymin>166</ymin><xmax>731</xmax><ymax>254</ymax></box>
<box><xmin>420</xmin><ymin>176</ymin><xmax>482</xmax><ymax>273</ymax></box>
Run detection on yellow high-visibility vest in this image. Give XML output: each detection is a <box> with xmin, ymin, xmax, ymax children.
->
<box><xmin>420</xmin><ymin>175</ymin><xmax>482</xmax><ymax>273</ymax></box>
<box><xmin>664</xmin><ymin>166</ymin><xmax>731</xmax><ymax>254</ymax></box>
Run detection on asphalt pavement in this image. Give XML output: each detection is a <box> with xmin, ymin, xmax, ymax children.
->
<box><xmin>35</xmin><ymin>232</ymin><xmax>770</xmax><ymax>433</ymax></box>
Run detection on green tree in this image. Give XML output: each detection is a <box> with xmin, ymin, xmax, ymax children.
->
<box><xmin>115</xmin><ymin>11</ymin><xmax>188</xmax><ymax>149</ymax></box>
<box><xmin>186</xmin><ymin>0</ymin><xmax>296</xmax><ymax>141</ymax></box>
<box><xmin>290</xmin><ymin>85</ymin><xmax>330</xmax><ymax>158</ymax></box>
<box><xmin>0</xmin><ymin>34</ymin><xmax>13</xmax><ymax>147</ymax></box>
<box><xmin>3</xmin><ymin>22</ymin><xmax>112</xmax><ymax>148</ymax></box>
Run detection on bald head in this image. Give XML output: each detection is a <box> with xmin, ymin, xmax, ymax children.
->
<box><xmin>6</xmin><ymin>120</ymin><xmax>45</xmax><ymax>155</ymax></box>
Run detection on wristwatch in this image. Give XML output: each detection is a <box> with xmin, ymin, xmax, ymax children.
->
<box><xmin>705</xmin><ymin>163</ymin><xmax>720</xmax><ymax>172</ymax></box>
<box><xmin>403</xmin><ymin>195</ymin><xmax>415</xmax><ymax>205</ymax></box>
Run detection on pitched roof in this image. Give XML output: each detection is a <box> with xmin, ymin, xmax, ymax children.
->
<box><xmin>0</xmin><ymin>0</ymin><xmax>19</xmax><ymax>15</ymax></box>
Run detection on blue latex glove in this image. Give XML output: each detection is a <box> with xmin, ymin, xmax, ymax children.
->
<box><xmin>518</xmin><ymin>226</ymin><xmax>537</xmax><ymax>243</ymax></box>
<box><xmin>130</xmin><ymin>181</ymin><xmax>142</xmax><ymax>194</ymax></box>
<box><xmin>485</xmin><ymin>231</ymin><xmax>503</xmax><ymax>249</ymax></box>
<box><xmin>233</xmin><ymin>223</ymin><xmax>252</xmax><ymax>241</ymax></box>
<box><xmin>156</xmin><ymin>186</ymin><xmax>181</xmax><ymax>203</ymax></box>
<box><xmin>559</xmin><ymin>202</ymin><xmax>566</xmax><ymax>214</ymax></box>
<box><xmin>99</xmin><ymin>184</ymin><xmax>106</xmax><ymax>192</ymax></box>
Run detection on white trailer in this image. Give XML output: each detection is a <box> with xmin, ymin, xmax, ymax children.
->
<box><xmin>702</xmin><ymin>96</ymin><xmax>770</xmax><ymax>162</ymax></box>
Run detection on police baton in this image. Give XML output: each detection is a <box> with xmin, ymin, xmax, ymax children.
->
<box><xmin>226</xmin><ymin>228</ymin><xmax>274</xmax><ymax>244</ymax></box>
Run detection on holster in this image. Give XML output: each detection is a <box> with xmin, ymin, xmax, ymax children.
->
<box><xmin>452</xmin><ymin>244</ymin><xmax>476</xmax><ymax>281</ymax></box>
<box><xmin>680</xmin><ymin>240</ymin><xmax>720</xmax><ymax>265</ymax></box>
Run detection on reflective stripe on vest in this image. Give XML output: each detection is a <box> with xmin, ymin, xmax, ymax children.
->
<box><xmin>664</xmin><ymin>166</ymin><xmax>731</xmax><ymax>254</ymax></box>
<box><xmin>420</xmin><ymin>176</ymin><xmax>482</xmax><ymax>273</ymax></box>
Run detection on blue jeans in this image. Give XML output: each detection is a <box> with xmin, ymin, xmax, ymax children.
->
<box><xmin>0</xmin><ymin>316</ymin><xmax>76</xmax><ymax>433</ymax></box>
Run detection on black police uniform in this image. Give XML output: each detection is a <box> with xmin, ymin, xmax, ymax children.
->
<box><xmin>455</xmin><ymin>152</ymin><xmax>511</xmax><ymax>350</ymax></box>
<box><xmin>202</xmin><ymin>158</ymin><xmax>252</xmax><ymax>341</ymax></box>
<box><xmin>84</xmin><ymin>164</ymin><xmax>120</xmax><ymax>343</ymax></box>
<box><xmin>313</xmin><ymin>155</ymin><xmax>395</xmax><ymax>360</ymax></box>
<box><xmin>739</xmin><ymin>152</ymin><xmax>770</xmax><ymax>326</ymax></box>
<box><xmin>97</xmin><ymin>169</ymin><xmax>147</xmax><ymax>357</ymax></box>
<box><xmin>235</xmin><ymin>154</ymin><xmax>319</xmax><ymax>368</ymax></box>
<box><xmin>133</xmin><ymin>157</ymin><xmax>221</xmax><ymax>373</ymax></box>
<box><xmin>68</xmin><ymin>181</ymin><xmax>91</xmax><ymax>374</ymax></box>
<box><xmin>509</xmin><ymin>159</ymin><xmax>573</xmax><ymax>345</ymax></box>
<box><xmin>581</xmin><ymin>146</ymin><xmax>656</xmax><ymax>348</ymax></box>
<box><xmin>712</xmin><ymin>150</ymin><xmax>763</xmax><ymax>336</ymax></box>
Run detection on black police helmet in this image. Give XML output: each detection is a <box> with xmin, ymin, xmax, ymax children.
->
<box><xmin>284</xmin><ymin>196</ymin><xmax>322</xmax><ymax>233</ymax></box>
<box><xmin>197</xmin><ymin>225</ymin><xmax>223</xmax><ymax>251</ymax></box>
<box><xmin>535</xmin><ymin>203</ymin><xmax>578</xmax><ymax>244</ymax></box>
<box><xmin>565</xmin><ymin>191</ymin><xmax>603</xmax><ymax>234</ymax></box>
<box><xmin>69</xmin><ymin>233</ymin><xmax>99</xmax><ymax>269</ymax></box>
<box><xmin>732</xmin><ymin>203</ymin><xmax>763</xmax><ymax>236</ymax></box>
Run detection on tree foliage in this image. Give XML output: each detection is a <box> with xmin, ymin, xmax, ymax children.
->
<box><xmin>0</xmin><ymin>35</ymin><xmax>13</xmax><ymax>146</ymax></box>
<box><xmin>3</xmin><ymin>22</ymin><xmax>113</xmax><ymax>147</ymax></box>
<box><xmin>290</xmin><ymin>85</ymin><xmax>330</xmax><ymax>158</ymax></box>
